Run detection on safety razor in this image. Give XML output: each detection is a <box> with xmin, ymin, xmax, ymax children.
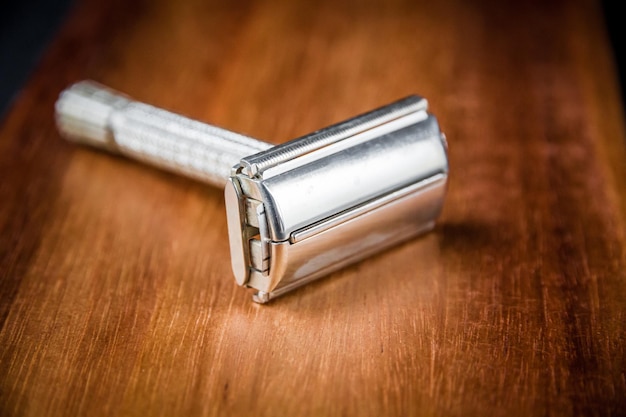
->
<box><xmin>56</xmin><ymin>81</ymin><xmax>448</xmax><ymax>303</ymax></box>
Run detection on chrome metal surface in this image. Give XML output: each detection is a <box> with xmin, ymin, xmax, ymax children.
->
<box><xmin>258</xmin><ymin>114</ymin><xmax>443</xmax><ymax>241</ymax></box>
<box><xmin>229</xmin><ymin>97</ymin><xmax>448</xmax><ymax>302</ymax></box>
<box><xmin>239</xmin><ymin>95</ymin><xmax>428</xmax><ymax>177</ymax></box>
<box><xmin>224</xmin><ymin>178</ymin><xmax>249</xmax><ymax>286</ymax></box>
<box><xmin>56</xmin><ymin>81</ymin><xmax>448</xmax><ymax>303</ymax></box>
<box><xmin>290</xmin><ymin>173</ymin><xmax>446</xmax><ymax>243</ymax></box>
<box><xmin>56</xmin><ymin>81</ymin><xmax>271</xmax><ymax>187</ymax></box>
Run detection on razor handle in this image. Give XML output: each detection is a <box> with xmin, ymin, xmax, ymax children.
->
<box><xmin>56</xmin><ymin>81</ymin><xmax>448</xmax><ymax>303</ymax></box>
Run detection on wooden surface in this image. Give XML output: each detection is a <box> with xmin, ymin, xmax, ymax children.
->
<box><xmin>1</xmin><ymin>0</ymin><xmax>625</xmax><ymax>415</ymax></box>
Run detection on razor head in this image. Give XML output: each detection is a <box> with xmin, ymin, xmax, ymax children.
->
<box><xmin>225</xmin><ymin>96</ymin><xmax>448</xmax><ymax>303</ymax></box>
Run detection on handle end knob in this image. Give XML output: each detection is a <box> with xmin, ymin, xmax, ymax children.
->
<box><xmin>55</xmin><ymin>81</ymin><xmax>129</xmax><ymax>152</ymax></box>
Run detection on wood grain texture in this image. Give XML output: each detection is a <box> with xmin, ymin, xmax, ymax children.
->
<box><xmin>1</xmin><ymin>0</ymin><xmax>625</xmax><ymax>415</ymax></box>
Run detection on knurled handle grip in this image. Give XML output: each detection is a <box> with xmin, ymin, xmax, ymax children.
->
<box><xmin>55</xmin><ymin>81</ymin><xmax>272</xmax><ymax>187</ymax></box>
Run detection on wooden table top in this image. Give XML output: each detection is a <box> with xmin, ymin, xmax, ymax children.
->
<box><xmin>1</xmin><ymin>0</ymin><xmax>625</xmax><ymax>415</ymax></box>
